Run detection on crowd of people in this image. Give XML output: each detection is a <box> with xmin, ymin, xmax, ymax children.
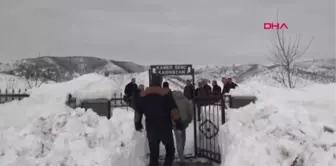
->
<box><xmin>183</xmin><ymin>77</ymin><xmax>238</xmax><ymax>100</ymax></box>
<box><xmin>123</xmin><ymin>77</ymin><xmax>238</xmax><ymax>103</ymax></box>
<box><xmin>122</xmin><ymin>76</ymin><xmax>238</xmax><ymax>166</ymax></box>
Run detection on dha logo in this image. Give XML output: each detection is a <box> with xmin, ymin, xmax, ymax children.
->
<box><xmin>264</xmin><ymin>22</ymin><xmax>288</xmax><ymax>30</ymax></box>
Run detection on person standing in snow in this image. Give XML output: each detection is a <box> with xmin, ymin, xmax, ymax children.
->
<box><xmin>203</xmin><ymin>79</ymin><xmax>212</xmax><ymax>95</ymax></box>
<box><xmin>134</xmin><ymin>74</ymin><xmax>184</xmax><ymax>166</ymax></box>
<box><xmin>195</xmin><ymin>81</ymin><xmax>207</xmax><ymax>97</ymax></box>
<box><xmin>171</xmin><ymin>90</ymin><xmax>193</xmax><ymax>164</ymax></box>
<box><xmin>162</xmin><ymin>81</ymin><xmax>172</xmax><ymax>94</ymax></box>
<box><xmin>222</xmin><ymin>78</ymin><xmax>238</xmax><ymax>94</ymax></box>
<box><xmin>195</xmin><ymin>81</ymin><xmax>209</xmax><ymax>121</ymax></box>
<box><xmin>124</xmin><ymin>78</ymin><xmax>138</xmax><ymax>105</ymax></box>
<box><xmin>183</xmin><ymin>80</ymin><xmax>195</xmax><ymax>100</ymax></box>
<box><xmin>131</xmin><ymin>84</ymin><xmax>145</xmax><ymax>109</ymax></box>
<box><xmin>211</xmin><ymin>80</ymin><xmax>221</xmax><ymax>96</ymax></box>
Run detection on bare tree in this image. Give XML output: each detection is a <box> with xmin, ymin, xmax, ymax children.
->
<box><xmin>17</xmin><ymin>63</ymin><xmax>54</xmax><ymax>88</ymax></box>
<box><xmin>267</xmin><ymin>10</ymin><xmax>313</xmax><ymax>88</ymax></box>
<box><xmin>6</xmin><ymin>77</ymin><xmax>17</xmax><ymax>89</ymax></box>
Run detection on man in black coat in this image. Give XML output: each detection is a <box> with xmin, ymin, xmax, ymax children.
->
<box><xmin>203</xmin><ymin>79</ymin><xmax>212</xmax><ymax>95</ymax></box>
<box><xmin>195</xmin><ymin>81</ymin><xmax>210</xmax><ymax>121</ymax></box>
<box><xmin>134</xmin><ymin>74</ymin><xmax>183</xmax><ymax>166</ymax></box>
<box><xmin>211</xmin><ymin>80</ymin><xmax>222</xmax><ymax>96</ymax></box>
<box><xmin>124</xmin><ymin>78</ymin><xmax>138</xmax><ymax>105</ymax></box>
<box><xmin>183</xmin><ymin>80</ymin><xmax>195</xmax><ymax>100</ymax></box>
<box><xmin>162</xmin><ymin>81</ymin><xmax>172</xmax><ymax>95</ymax></box>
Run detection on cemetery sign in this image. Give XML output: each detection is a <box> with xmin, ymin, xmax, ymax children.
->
<box><xmin>150</xmin><ymin>64</ymin><xmax>193</xmax><ymax>75</ymax></box>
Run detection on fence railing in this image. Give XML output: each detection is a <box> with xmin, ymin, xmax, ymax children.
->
<box><xmin>66</xmin><ymin>93</ymin><xmax>133</xmax><ymax>119</ymax></box>
<box><xmin>0</xmin><ymin>89</ymin><xmax>30</xmax><ymax>104</ymax></box>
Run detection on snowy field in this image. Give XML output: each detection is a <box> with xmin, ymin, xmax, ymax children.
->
<box><xmin>0</xmin><ymin>73</ymin><xmax>335</xmax><ymax>166</ymax></box>
<box><xmin>220</xmin><ymin>81</ymin><xmax>336</xmax><ymax>166</ymax></box>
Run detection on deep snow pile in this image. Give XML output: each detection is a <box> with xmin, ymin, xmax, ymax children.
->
<box><xmin>0</xmin><ymin>73</ymin><xmax>182</xmax><ymax>129</ymax></box>
<box><xmin>0</xmin><ymin>74</ymin><xmax>121</xmax><ymax>129</ymax></box>
<box><xmin>0</xmin><ymin>108</ymin><xmax>147</xmax><ymax>166</ymax></box>
<box><xmin>220</xmin><ymin>82</ymin><xmax>336</xmax><ymax>166</ymax></box>
<box><xmin>0</xmin><ymin>73</ymin><xmax>149</xmax><ymax>165</ymax></box>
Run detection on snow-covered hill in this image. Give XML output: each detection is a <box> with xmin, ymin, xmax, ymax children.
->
<box><xmin>194</xmin><ymin>58</ymin><xmax>336</xmax><ymax>84</ymax></box>
<box><xmin>0</xmin><ymin>56</ymin><xmax>145</xmax><ymax>82</ymax></box>
<box><xmin>0</xmin><ymin>57</ymin><xmax>335</xmax><ymax>90</ymax></box>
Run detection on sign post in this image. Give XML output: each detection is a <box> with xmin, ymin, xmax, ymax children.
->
<box><xmin>150</xmin><ymin>64</ymin><xmax>193</xmax><ymax>75</ymax></box>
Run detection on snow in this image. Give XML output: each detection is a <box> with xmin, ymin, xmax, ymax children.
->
<box><xmin>0</xmin><ymin>72</ymin><xmax>335</xmax><ymax>166</ymax></box>
<box><xmin>0</xmin><ymin>108</ymin><xmax>147</xmax><ymax>166</ymax></box>
<box><xmin>0</xmin><ymin>73</ymin><xmax>149</xmax><ymax>165</ymax></box>
<box><xmin>220</xmin><ymin>81</ymin><xmax>336</xmax><ymax>166</ymax></box>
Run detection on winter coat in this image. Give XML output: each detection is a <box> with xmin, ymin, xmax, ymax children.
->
<box><xmin>195</xmin><ymin>87</ymin><xmax>207</xmax><ymax>97</ymax></box>
<box><xmin>183</xmin><ymin>84</ymin><xmax>195</xmax><ymax>100</ymax></box>
<box><xmin>172</xmin><ymin>90</ymin><xmax>193</xmax><ymax>129</ymax></box>
<box><xmin>212</xmin><ymin>85</ymin><xmax>222</xmax><ymax>96</ymax></box>
<box><xmin>134</xmin><ymin>86</ymin><xmax>180</xmax><ymax>130</ymax></box>
<box><xmin>124</xmin><ymin>82</ymin><xmax>138</xmax><ymax>98</ymax></box>
<box><xmin>204</xmin><ymin>84</ymin><xmax>212</xmax><ymax>95</ymax></box>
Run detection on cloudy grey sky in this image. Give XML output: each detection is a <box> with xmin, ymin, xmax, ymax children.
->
<box><xmin>0</xmin><ymin>0</ymin><xmax>334</xmax><ymax>65</ymax></box>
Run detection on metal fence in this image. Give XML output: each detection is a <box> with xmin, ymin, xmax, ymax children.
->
<box><xmin>0</xmin><ymin>89</ymin><xmax>30</xmax><ymax>104</ymax></box>
<box><xmin>193</xmin><ymin>94</ymin><xmax>256</xmax><ymax>163</ymax></box>
<box><xmin>193</xmin><ymin>95</ymin><xmax>225</xmax><ymax>163</ymax></box>
<box><xmin>65</xmin><ymin>93</ymin><xmax>133</xmax><ymax>119</ymax></box>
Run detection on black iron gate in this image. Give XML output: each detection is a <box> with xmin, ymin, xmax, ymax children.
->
<box><xmin>193</xmin><ymin>96</ymin><xmax>226</xmax><ymax>163</ymax></box>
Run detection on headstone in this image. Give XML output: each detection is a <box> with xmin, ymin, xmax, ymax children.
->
<box><xmin>229</xmin><ymin>95</ymin><xmax>257</xmax><ymax>109</ymax></box>
<box><xmin>80</xmin><ymin>98</ymin><xmax>111</xmax><ymax>118</ymax></box>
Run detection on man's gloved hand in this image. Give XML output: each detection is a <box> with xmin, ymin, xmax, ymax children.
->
<box><xmin>135</xmin><ymin>122</ymin><xmax>143</xmax><ymax>132</ymax></box>
<box><xmin>174</xmin><ymin>119</ymin><xmax>184</xmax><ymax>131</ymax></box>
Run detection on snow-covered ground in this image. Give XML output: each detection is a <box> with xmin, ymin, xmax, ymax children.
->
<box><xmin>0</xmin><ymin>73</ymin><xmax>335</xmax><ymax>166</ymax></box>
<box><xmin>220</xmin><ymin>81</ymin><xmax>336</xmax><ymax>166</ymax></box>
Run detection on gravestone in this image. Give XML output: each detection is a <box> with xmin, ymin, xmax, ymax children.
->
<box><xmin>229</xmin><ymin>95</ymin><xmax>257</xmax><ymax>109</ymax></box>
<box><xmin>80</xmin><ymin>98</ymin><xmax>111</xmax><ymax>118</ymax></box>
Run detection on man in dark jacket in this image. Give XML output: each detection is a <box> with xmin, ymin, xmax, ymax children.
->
<box><xmin>211</xmin><ymin>80</ymin><xmax>222</xmax><ymax>96</ymax></box>
<box><xmin>194</xmin><ymin>81</ymin><xmax>209</xmax><ymax>121</ymax></box>
<box><xmin>134</xmin><ymin>74</ymin><xmax>183</xmax><ymax>166</ymax></box>
<box><xmin>162</xmin><ymin>81</ymin><xmax>172</xmax><ymax>93</ymax></box>
<box><xmin>124</xmin><ymin>78</ymin><xmax>138</xmax><ymax>105</ymax></box>
<box><xmin>183</xmin><ymin>80</ymin><xmax>194</xmax><ymax>100</ymax></box>
<box><xmin>203</xmin><ymin>79</ymin><xmax>212</xmax><ymax>95</ymax></box>
<box><xmin>222</xmin><ymin>78</ymin><xmax>238</xmax><ymax>94</ymax></box>
<box><xmin>195</xmin><ymin>81</ymin><xmax>208</xmax><ymax>97</ymax></box>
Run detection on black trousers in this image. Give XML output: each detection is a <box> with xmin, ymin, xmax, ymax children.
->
<box><xmin>146</xmin><ymin>129</ymin><xmax>175</xmax><ymax>166</ymax></box>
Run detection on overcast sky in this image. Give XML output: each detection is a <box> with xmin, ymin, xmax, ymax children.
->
<box><xmin>0</xmin><ymin>0</ymin><xmax>334</xmax><ymax>65</ymax></box>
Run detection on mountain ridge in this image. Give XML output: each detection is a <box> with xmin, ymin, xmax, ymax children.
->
<box><xmin>0</xmin><ymin>56</ymin><xmax>335</xmax><ymax>85</ymax></box>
